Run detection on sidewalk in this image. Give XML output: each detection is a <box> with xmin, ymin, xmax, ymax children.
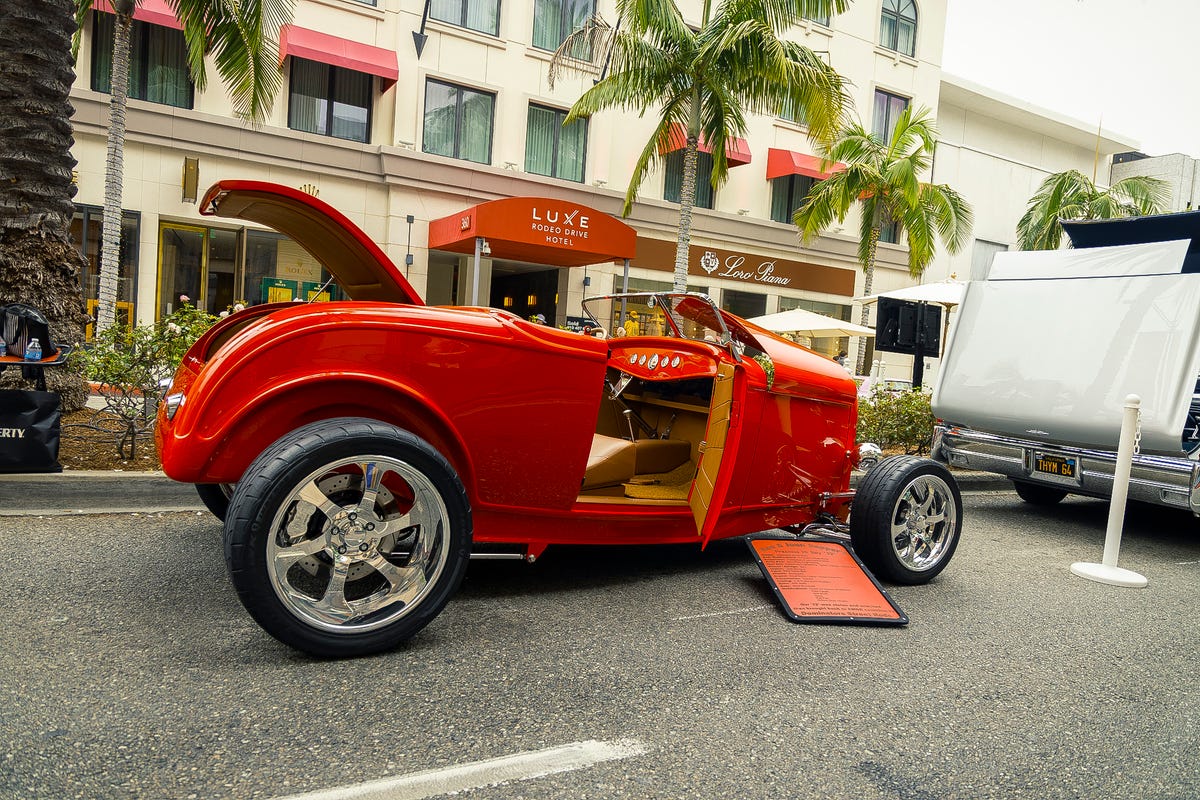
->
<box><xmin>0</xmin><ymin>467</ymin><xmax>1008</xmax><ymax>516</ymax></box>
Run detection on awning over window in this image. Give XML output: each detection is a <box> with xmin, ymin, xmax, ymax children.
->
<box><xmin>94</xmin><ymin>0</ymin><xmax>182</xmax><ymax>30</ymax></box>
<box><xmin>429</xmin><ymin>197</ymin><xmax>637</xmax><ymax>267</ymax></box>
<box><xmin>658</xmin><ymin>123</ymin><xmax>752</xmax><ymax>167</ymax></box>
<box><xmin>766</xmin><ymin>148</ymin><xmax>845</xmax><ymax>181</ymax></box>
<box><xmin>279</xmin><ymin>25</ymin><xmax>399</xmax><ymax>90</ymax></box>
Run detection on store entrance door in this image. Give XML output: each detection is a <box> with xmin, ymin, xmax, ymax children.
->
<box><xmin>489</xmin><ymin>264</ymin><xmax>559</xmax><ymax>323</ymax></box>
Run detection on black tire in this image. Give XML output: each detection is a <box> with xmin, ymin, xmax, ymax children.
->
<box><xmin>195</xmin><ymin>483</ymin><xmax>235</xmax><ymax>521</ymax></box>
<box><xmin>224</xmin><ymin>418</ymin><xmax>471</xmax><ymax>658</ymax></box>
<box><xmin>1011</xmin><ymin>480</ymin><xmax>1068</xmax><ymax>506</ymax></box>
<box><xmin>850</xmin><ymin>455</ymin><xmax>962</xmax><ymax>585</ymax></box>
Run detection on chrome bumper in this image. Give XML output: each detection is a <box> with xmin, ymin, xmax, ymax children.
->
<box><xmin>932</xmin><ymin>423</ymin><xmax>1200</xmax><ymax>515</ymax></box>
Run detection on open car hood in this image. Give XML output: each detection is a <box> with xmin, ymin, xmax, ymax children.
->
<box><xmin>200</xmin><ymin>180</ymin><xmax>423</xmax><ymax>305</ymax></box>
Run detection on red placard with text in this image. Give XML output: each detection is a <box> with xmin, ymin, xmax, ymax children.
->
<box><xmin>747</xmin><ymin>536</ymin><xmax>907</xmax><ymax>626</ymax></box>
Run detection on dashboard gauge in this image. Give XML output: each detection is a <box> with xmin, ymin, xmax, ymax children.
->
<box><xmin>671</xmin><ymin>355</ymin><xmax>681</xmax><ymax>368</ymax></box>
<box><xmin>648</xmin><ymin>354</ymin><xmax>660</xmax><ymax>369</ymax></box>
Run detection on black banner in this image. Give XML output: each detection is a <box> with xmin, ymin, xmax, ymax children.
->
<box><xmin>0</xmin><ymin>390</ymin><xmax>62</xmax><ymax>473</ymax></box>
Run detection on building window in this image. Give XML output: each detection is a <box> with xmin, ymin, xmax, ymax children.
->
<box><xmin>525</xmin><ymin>105</ymin><xmax>587</xmax><ymax>182</ymax></box>
<box><xmin>71</xmin><ymin>205</ymin><xmax>139</xmax><ymax>337</ymax></box>
<box><xmin>287</xmin><ymin>58</ymin><xmax>372</xmax><ymax>143</ymax></box>
<box><xmin>423</xmin><ymin>79</ymin><xmax>495</xmax><ymax>164</ymax></box>
<box><xmin>91</xmin><ymin>12</ymin><xmax>193</xmax><ymax>109</ymax></box>
<box><xmin>664</xmin><ymin>150</ymin><xmax>715</xmax><ymax>210</ymax></box>
<box><xmin>770</xmin><ymin>175</ymin><xmax>816</xmax><ymax>223</ymax></box>
<box><xmin>805</xmin><ymin>12</ymin><xmax>831</xmax><ymax>26</ymax></box>
<box><xmin>879</xmin><ymin>0</ymin><xmax>917</xmax><ymax>57</ymax></box>
<box><xmin>872</xmin><ymin>89</ymin><xmax>909</xmax><ymax>141</ymax></box>
<box><xmin>879</xmin><ymin>214</ymin><xmax>901</xmax><ymax>244</ymax></box>
<box><xmin>533</xmin><ymin>0</ymin><xmax>594</xmax><ymax>57</ymax></box>
<box><xmin>721</xmin><ymin>288</ymin><xmax>766</xmax><ymax>319</ymax></box>
<box><xmin>430</xmin><ymin>0</ymin><xmax>500</xmax><ymax>36</ymax></box>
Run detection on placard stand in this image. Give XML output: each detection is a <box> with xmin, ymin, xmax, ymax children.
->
<box><xmin>747</xmin><ymin>535</ymin><xmax>907</xmax><ymax>626</ymax></box>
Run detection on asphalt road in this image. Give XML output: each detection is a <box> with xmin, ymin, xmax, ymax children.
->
<box><xmin>2</xmin><ymin>492</ymin><xmax>1198</xmax><ymax>800</ymax></box>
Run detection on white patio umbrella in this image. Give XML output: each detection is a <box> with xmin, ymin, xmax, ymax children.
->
<box><xmin>855</xmin><ymin>277</ymin><xmax>967</xmax><ymax>308</ymax></box>
<box><xmin>747</xmin><ymin>308</ymin><xmax>875</xmax><ymax>338</ymax></box>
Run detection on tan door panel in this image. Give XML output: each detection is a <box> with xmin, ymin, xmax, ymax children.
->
<box><xmin>689</xmin><ymin>362</ymin><xmax>736</xmax><ymax>536</ymax></box>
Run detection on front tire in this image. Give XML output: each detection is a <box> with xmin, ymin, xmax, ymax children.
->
<box><xmin>1012</xmin><ymin>480</ymin><xmax>1068</xmax><ymax>506</ymax></box>
<box><xmin>850</xmin><ymin>456</ymin><xmax>962</xmax><ymax>584</ymax></box>
<box><xmin>224</xmin><ymin>418</ymin><xmax>471</xmax><ymax>658</ymax></box>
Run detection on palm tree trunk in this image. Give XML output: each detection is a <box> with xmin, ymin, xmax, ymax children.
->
<box><xmin>673</xmin><ymin>138</ymin><xmax>700</xmax><ymax>292</ymax></box>
<box><xmin>0</xmin><ymin>0</ymin><xmax>90</xmax><ymax>411</ymax></box>
<box><xmin>95</xmin><ymin>9</ymin><xmax>133</xmax><ymax>337</ymax></box>
<box><xmin>856</xmin><ymin>224</ymin><xmax>881</xmax><ymax>375</ymax></box>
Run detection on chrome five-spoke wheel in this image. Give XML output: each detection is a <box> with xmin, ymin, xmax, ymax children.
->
<box><xmin>225</xmin><ymin>419</ymin><xmax>471</xmax><ymax>657</ymax></box>
<box><xmin>850</xmin><ymin>455</ymin><xmax>963</xmax><ymax>584</ymax></box>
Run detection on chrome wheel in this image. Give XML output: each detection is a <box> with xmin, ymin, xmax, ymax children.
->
<box><xmin>889</xmin><ymin>473</ymin><xmax>957</xmax><ymax>572</ymax></box>
<box><xmin>850</xmin><ymin>455</ymin><xmax>962</xmax><ymax>584</ymax></box>
<box><xmin>266</xmin><ymin>455</ymin><xmax>450</xmax><ymax>633</ymax></box>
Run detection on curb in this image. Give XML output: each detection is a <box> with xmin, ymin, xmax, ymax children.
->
<box><xmin>0</xmin><ymin>468</ymin><xmax>1010</xmax><ymax>516</ymax></box>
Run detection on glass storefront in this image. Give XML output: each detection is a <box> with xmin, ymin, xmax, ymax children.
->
<box><xmin>71</xmin><ymin>205</ymin><xmax>139</xmax><ymax>337</ymax></box>
<box><xmin>157</xmin><ymin>223</ymin><xmax>340</xmax><ymax>319</ymax></box>
<box><xmin>778</xmin><ymin>295</ymin><xmax>856</xmax><ymax>361</ymax></box>
<box><xmin>606</xmin><ymin>277</ymin><xmax>709</xmax><ymax>336</ymax></box>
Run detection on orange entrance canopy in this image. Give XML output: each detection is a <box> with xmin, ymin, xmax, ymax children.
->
<box><xmin>428</xmin><ymin>197</ymin><xmax>637</xmax><ymax>266</ymax></box>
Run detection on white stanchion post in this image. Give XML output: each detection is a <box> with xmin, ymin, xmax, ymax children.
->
<box><xmin>1070</xmin><ymin>394</ymin><xmax>1148</xmax><ymax>588</ymax></box>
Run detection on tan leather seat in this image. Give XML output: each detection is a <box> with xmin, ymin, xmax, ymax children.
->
<box><xmin>632</xmin><ymin>438</ymin><xmax>692</xmax><ymax>474</ymax></box>
<box><xmin>583</xmin><ymin>434</ymin><xmax>637</xmax><ymax>489</ymax></box>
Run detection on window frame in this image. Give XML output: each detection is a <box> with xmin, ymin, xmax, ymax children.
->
<box><xmin>872</xmin><ymin>88</ymin><xmax>909</xmax><ymax>142</ymax></box>
<box><xmin>879</xmin><ymin>0</ymin><xmax>918</xmax><ymax>57</ymax></box>
<box><xmin>524</xmin><ymin>103</ymin><xmax>588</xmax><ymax>182</ymax></box>
<box><xmin>422</xmin><ymin>78</ymin><xmax>497</xmax><ymax>165</ymax></box>
<box><xmin>90</xmin><ymin>11</ymin><xmax>195</xmax><ymax>109</ymax></box>
<box><xmin>286</xmin><ymin>57</ymin><xmax>374</xmax><ymax>144</ymax></box>
<box><xmin>532</xmin><ymin>0</ymin><xmax>596</xmax><ymax>56</ymax></box>
<box><xmin>430</xmin><ymin>0</ymin><xmax>501</xmax><ymax>37</ymax></box>
<box><xmin>770</xmin><ymin>174</ymin><xmax>816</xmax><ymax>224</ymax></box>
<box><xmin>664</xmin><ymin>150</ymin><xmax>715</xmax><ymax>210</ymax></box>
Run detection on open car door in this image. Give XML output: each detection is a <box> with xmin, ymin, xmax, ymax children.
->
<box><xmin>689</xmin><ymin>362</ymin><xmax>742</xmax><ymax>546</ymax></box>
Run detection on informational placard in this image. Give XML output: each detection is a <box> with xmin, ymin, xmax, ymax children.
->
<box><xmin>746</xmin><ymin>536</ymin><xmax>907</xmax><ymax>626</ymax></box>
<box><xmin>261</xmin><ymin>277</ymin><xmax>298</xmax><ymax>304</ymax></box>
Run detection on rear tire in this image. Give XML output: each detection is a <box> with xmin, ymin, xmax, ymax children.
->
<box><xmin>224</xmin><ymin>418</ymin><xmax>471</xmax><ymax>658</ymax></box>
<box><xmin>195</xmin><ymin>483</ymin><xmax>234</xmax><ymax>521</ymax></box>
<box><xmin>1012</xmin><ymin>480</ymin><xmax>1068</xmax><ymax>506</ymax></box>
<box><xmin>850</xmin><ymin>456</ymin><xmax>962</xmax><ymax>584</ymax></box>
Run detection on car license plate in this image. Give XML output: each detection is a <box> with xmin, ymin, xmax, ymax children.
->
<box><xmin>1032</xmin><ymin>452</ymin><xmax>1078</xmax><ymax>483</ymax></box>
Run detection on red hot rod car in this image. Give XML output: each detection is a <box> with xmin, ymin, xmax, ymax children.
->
<box><xmin>157</xmin><ymin>181</ymin><xmax>963</xmax><ymax>657</ymax></box>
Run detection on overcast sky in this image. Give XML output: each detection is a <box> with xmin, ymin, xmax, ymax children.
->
<box><xmin>942</xmin><ymin>0</ymin><xmax>1200</xmax><ymax>157</ymax></box>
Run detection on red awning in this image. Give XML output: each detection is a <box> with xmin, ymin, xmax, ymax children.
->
<box><xmin>766</xmin><ymin>148</ymin><xmax>845</xmax><ymax>181</ymax></box>
<box><xmin>658</xmin><ymin>123</ymin><xmax>752</xmax><ymax>167</ymax></box>
<box><xmin>428</xmin><ymin>197</ymin><xmax>637</xmax><ymax>267</ymax></box>
<box><xmin>94</xmin><ymin>0</ymin><xmax>182</xmax><ymax>30</ymax></box>
<box><xmin>279</xmin><ymin>25</ymin><xmax>399</xmax><ymax>89</ymax></box>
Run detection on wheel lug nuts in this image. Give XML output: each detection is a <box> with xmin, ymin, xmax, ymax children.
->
<box><xmin>366</xmin><ymin>523</ymin><xmax>375</xmax><ymax>531</ymax></box>
<box><xmin>359</xmin><ymin>543</ymin><xmax>369</xmax><ymax>552</ymax></box>
<box><xmin>337</xmin><ymin>545</ymin><xmax>347</xmax><ymax>554</ymax></box>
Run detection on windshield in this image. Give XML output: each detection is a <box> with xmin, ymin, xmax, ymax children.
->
<box><xmin>581</xmin><ymin>292</ymin><xmax>732</xmax><ymax>343</ymax></box>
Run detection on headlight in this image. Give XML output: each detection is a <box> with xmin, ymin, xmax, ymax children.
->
<box><xmin>164</xmin><ymin>392</ymin><xmax>184</xmax><ymax>420</ymax></box>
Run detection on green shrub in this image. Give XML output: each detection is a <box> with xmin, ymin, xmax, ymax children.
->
<box><xmin>857</xmin><ymin>388</ymin><xmax>935</xmax><ymax>455</ymax></box>
<box><xmin>72</xmin><ymin>303</ymin><xmax>218</xmax><ymax>459</ymax></box>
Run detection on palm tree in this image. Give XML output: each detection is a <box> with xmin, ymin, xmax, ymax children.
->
<box><xmin>74</xmin><ymin>0</ymin><xmax>294</xmax><ymax>336</ymax></box>
<box><xmin>792</xmin><ymin>106</ymin><xmax>973</xmax><ymax>374</ymax></box>
<box><xmin>549</xmin><ymin>0</ymin><xmax>850</xmax><ymax>292</ymax></box>
<box><xmin>1016</xmin><ymin>169</ymin><xmax>1169</xmax><ymax>251</ymax></box>
<box><xmin>0</xmin><ymin>1</ymin><xmax>90</xmax><ymax>410</ymax></box>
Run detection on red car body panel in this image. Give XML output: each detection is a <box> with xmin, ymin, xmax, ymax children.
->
<box><xmin>159</xmin><ymin>181</ymin><xmax>860</xmax><ymax>555</ymax></box>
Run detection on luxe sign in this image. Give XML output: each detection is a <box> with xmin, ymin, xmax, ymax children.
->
<box><xmin>531</xmin><ymin>206</ymin><xmax>590</xmax><ymax>249</ymax></box>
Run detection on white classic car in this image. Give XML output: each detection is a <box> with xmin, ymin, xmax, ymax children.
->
<box><xmin>931</xmin><ymin>211</ymin><xmax>1200</xmax><ymax>511</ymax></box>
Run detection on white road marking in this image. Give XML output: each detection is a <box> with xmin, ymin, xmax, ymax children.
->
<box><xmin>672</xmin><ymin>603</ymin><xmax>773</xmax><ymax>621</ymax></box>
<box><xmin>267</xmin><ymin>739</ymin><xmax>648</xmax><ymax>800</ymax></box>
